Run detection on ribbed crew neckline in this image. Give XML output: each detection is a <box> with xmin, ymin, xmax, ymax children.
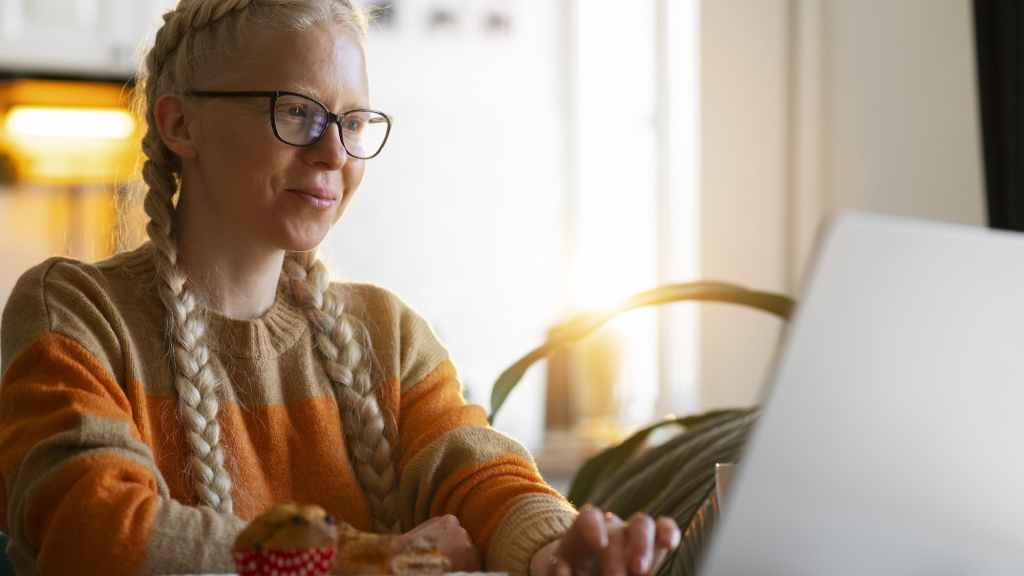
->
<box><xmin>113</xmin><ymin>242</ymin><xmax>309</xmax><ymax>360</ymax></box>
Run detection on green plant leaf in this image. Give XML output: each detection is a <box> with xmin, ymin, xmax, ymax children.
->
<box><xmin>566</xmin><ymin>418</ymin><xmax>681</xmax><ymax>506</ymax></box>
<box><xmin>593</xmin><ymin>410</ymin><xmax>756</xmax><ymax>515</ymax></box>
<box><xmin>566</xmin><ymin>409</ymin><xmax>751</xmax><ymax>505</ymax></box>
<box><xmin>489</xmin><ymin>282</ymin><xmax>795</xmax><ymax>422</ymax></box>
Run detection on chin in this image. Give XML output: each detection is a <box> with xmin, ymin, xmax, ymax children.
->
<box><xmin>273</xmin><ymin>230</ymin><xmax>329</xmax><ymax>254</ymax></box>
<box><xmin>285</xmin><ymin>237</ymin><xmax>327</xmax><ymax>253</ymax></box>
<box><xmin>274</xmin><ymin>219</ymin><xmax>334</xmax><ymax>253</ymax></box>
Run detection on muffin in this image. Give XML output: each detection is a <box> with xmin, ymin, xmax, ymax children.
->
<box><xmin>233</xmin><ymin>503</ymin><xmax>339</xmax><ymax>576</ymax></box>
<box><xmin>333</xmin><ymin>522</ymin><xmax>450</xmax><ymax>575</ymax></box>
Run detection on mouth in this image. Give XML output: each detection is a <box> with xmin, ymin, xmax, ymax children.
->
<box><xmin>288</xmin><ymin>187</ymin><xmax>337</xmax><ymax>201</ymax></box>
<box><xmin>287</xmin><ymin>188</ymin><xmax>339</xmax><ymax>209</ymax></box>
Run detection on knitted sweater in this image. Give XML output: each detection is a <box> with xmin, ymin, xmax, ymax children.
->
<box><xmin>0</xmin><ymin>242</ymin><xmax>575</xmax><ymax>575</ymax></box>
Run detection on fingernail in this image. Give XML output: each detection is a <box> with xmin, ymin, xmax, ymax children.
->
<box><xmin>636</xmin><ymin>554</ymin><xmax>651</xmax><ymax>574</ymax></box>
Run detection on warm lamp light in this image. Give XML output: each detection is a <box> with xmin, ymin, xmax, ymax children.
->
<box><xmin>0</xmin><ymin>79</ymin><xmax>141</xmax><ymax>184</ymax></box>
<box><xmin>5</xmin><ymin>106</ymin><xmax>136</xmax><ymax>140</ymax></box>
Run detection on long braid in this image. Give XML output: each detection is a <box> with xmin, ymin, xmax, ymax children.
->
<box><xmin>142</xmin><ymin>142</ymin><xmax>234</xmax><ymax>513</ymax></box>
<box><xmin>139</xmin><ymin>0</ymin><xmax>260</xmax><ymax>514</ymax></box>
<box><xmin>283</xmin><ymin>252</ymin><xmax>400</xmax><ymax>532</ymax></box>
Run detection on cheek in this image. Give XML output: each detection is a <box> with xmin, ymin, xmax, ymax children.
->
<box><xmin>333</xmin><ymin>161</ymin><xmax>365</xmax><ymax>222</ymax></box>
<box><xmin>342</xmin><ymin>160</ymin><xmax>365</xmax><ymax>194</ymax></box>
<box><xmin>221</xmin><ymin>149</ymin><xmax>284</xmax><ymax>201</ymax></box>
<box><xmin>211</xmin><ymin>118</ymin><xmax>283</xmax><ymax>174</ymax></box>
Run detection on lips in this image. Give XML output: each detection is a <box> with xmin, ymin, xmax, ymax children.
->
<box><xmin>288</xmin><ymin>187</ymin><xmax>337</xmax><ymax>201</ymax></box>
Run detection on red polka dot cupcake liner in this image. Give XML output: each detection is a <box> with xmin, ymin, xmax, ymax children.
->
<box><xmin>233</xmin><ymin>547</ymin><xmax>336</xmax><ymax>576</ymax></box>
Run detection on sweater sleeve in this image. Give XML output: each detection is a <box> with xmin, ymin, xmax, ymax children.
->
<box><xmin>0</xmin><ymin>259</ymin><xmax>244</xmax><ymax>576</ymax></box>
<box><xmin>373</xmin><ymin>290</ymin><xmax>576</xmax><ymax>576</ymax></box>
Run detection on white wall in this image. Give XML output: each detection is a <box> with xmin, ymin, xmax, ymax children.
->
<box><xmin>817</xmin><ymin>0</ymin><xmax>985</xmax><ymax>245</ymax></box>
<box><xmin>323</xmin><ymin>0</ymin><xmax>565</xmax><ymax>451</ymax></box>
<box><xmin>698</xmin><ymin>0</ymin><xmax>792</xmax><ymax>410</ymax></box>
<box><xmin>791</xmin><ymin>0</ymin><xmax>985</xmax><ymax>290</ymax></box>
<box><xmin>698</xmin><ymin>0</ymin><xmax>986</xmax><ymax>410</ymax></box>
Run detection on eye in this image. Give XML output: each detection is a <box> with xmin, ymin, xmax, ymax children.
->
<box><xmin>342</xmin><ymin>116</ymin><xmax>365</xmax><ymax>132</ymax></box>
<box><xmin>324</xmin><ymin>514</ymin><xmax>337</xmax><ymax>525</ymax></box>
<box><xmin>283</xmin><ymin>104</ymin><xmax>308</xmax><ymax>118</ymax></box>
<box><xmin>290</xmin><ymin>514</ymin><xmax>308</xmax><ymax>525</ymax></box>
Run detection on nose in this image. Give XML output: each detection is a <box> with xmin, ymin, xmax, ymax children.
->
<box><xmin>303</xmin><ymin>120</ymin><xmax>348</xmax><ymax>170</ymax></box>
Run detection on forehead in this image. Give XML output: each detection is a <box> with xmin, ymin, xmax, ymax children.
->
<box><xmin>207</xmin><ymin>23</ymin><xmax>368</xmax><ymax>106</ymax></box>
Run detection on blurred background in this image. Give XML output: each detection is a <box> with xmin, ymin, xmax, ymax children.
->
<box><xmin>0</xmin><ymin>0</ymin><xmax>990</xmax><ymax>487</ymax></box>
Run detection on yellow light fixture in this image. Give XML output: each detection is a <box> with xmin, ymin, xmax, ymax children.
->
<box><xmin>5</xmin><ymin>106</ymin><xmax>136</xmax><ymax>140</ymax></box>
<box><xmin>0</xmin><ymin>79</ymin><xmax>141</xmax><ymax>185</ymax></box>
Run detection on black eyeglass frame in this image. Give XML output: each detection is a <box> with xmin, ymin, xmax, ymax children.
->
<box><xmin>188</xmin><ymin>90</ymin><xmax>392</xmax><ymax>159</ymax></box>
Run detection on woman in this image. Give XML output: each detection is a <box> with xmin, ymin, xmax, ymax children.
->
<box><xmin>0</xmin><ymin>1</ymin><xmax>679</xmax><ymax>574</ymax></box>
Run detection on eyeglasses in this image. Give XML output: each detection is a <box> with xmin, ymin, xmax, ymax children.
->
<box><xmin>188</xmin><ymin>90</ymin><xmax>392</xmax><ymax>159</ymax></box>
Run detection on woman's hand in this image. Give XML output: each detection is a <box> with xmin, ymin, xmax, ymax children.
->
<box><xmin>399</xmin><ymin>514</ymin><xmax>481</xmax><ymax>572</ymax></box>
<box><xmin>530</xmin><ymin>505</ymin><xmax>681</xmax><ymax>576</ymax></box>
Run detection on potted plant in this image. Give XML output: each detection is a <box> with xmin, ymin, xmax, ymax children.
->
<box><xmin>490</xmin><ymin>282</ymin><xmax>795</xmax><ymax>575</ymax></box>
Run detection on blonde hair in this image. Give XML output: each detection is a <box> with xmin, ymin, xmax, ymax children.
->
<box><xmin>133</xmin><ymin>0</ymin><xmax>400</xmax><ymax>531</ymax></box>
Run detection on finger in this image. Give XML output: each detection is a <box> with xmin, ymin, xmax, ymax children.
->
<box><xmin>405</xmin><ymin>514</ymin><xmax>454</xmax><ymax>538</ymax></box>
<box><xmin>654</xmin><ymin>517</ymin><xmax>681</xmax><ymax>550</ymax></box>
<box><xmin>558</xmin><ymin>506</ymin><xmax>607</xmax><ymax>576</ymax></box>
<box><xmin>603</xmin><ymin>511</ymin><xmax>625</xmax><ymax>532</ymax></box>
<box><xmin>649</xmin><ymin>547</ymin><xmax>669</xmax><ymax>575</ymax></box>
<box><xmin>558</xmin><ymin>504</ymin><xmax>609</xmax><ymax>564</ymax></box>
<box><xmin>600</xmin><ymin>521</ymin><xmax>627</xmax><ymax>576</ymax></box>
<box><xmin>455</xmin><ymin>526</ymin><xmax>481</xmax><ymax>572</ymax></box>
<box><xmin>586</xmin><ymin>507</ymin><xmax>611</xmax><ymax>549</ymax></box>
<box><xmin>626</xmin><ymin>514</ymin><xmax>655</xmax><ymax>575</ymax></box>
<box><xmin>646</xmin><ymin>517</ymin><xmax>680</xmax><ymax>575</ymax></box>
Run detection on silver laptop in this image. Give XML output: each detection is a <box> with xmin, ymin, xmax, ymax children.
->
<box><xmin>701</xmin><ymin>211</ymin><xmax>1024</xmax><ymax>575</ymax></box>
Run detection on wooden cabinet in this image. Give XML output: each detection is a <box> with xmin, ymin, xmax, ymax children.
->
<box><xmin>0</xmin><ymin>0</ymin><xmax>177</xmax><ymax>78</ymax></box>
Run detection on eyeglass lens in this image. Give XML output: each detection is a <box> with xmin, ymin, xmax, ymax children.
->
<box><xmin>273</xmin><ymin>93</ymin><xmax>388</xmax><ymax>158</ymax></box>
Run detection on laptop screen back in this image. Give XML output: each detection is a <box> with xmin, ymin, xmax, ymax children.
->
<box><xmin>702</xmin><ymin>212</ymin><xmax>1024</xmax><ymax>575</ymax></box>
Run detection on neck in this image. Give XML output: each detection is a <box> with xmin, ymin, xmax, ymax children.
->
<box><xmin>174</xmin><ymin>198</ymin><xmax>285</xmax><ymax>320</ymax></box>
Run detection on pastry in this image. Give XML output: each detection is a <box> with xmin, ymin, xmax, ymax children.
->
<box><xmin>333</xmin><ymin>522</ymin><xmax>450</xmax><ymax>575</ymax></box>
<box><xmin>233</xmin><ymin>503</ymin><xmax>339</xmax><ymax>576</ymax></box>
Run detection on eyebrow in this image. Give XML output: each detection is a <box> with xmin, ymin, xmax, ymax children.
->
<box><xmin>289</xmin><ymin>84</ymin><xmax>367</xmax><ymax>110</ymax></box>
<box><xmin>290</xmin><ymin>83</ymin><xmax>327</xmax><ymax>103</ymax></box>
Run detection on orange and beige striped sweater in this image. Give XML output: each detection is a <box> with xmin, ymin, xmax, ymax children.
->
<box><xmin>0</xmin><ymin>242</ymin><xmax>575</xmax><ymax>575</ymax></box>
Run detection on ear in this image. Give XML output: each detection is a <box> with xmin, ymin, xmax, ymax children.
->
<box><xmin>153</xmin><ymin>94</ymin><xmax>198</xmax><ymax>159</ymax></box>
